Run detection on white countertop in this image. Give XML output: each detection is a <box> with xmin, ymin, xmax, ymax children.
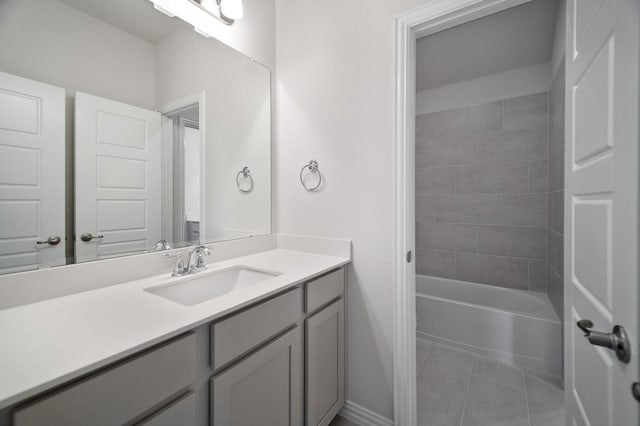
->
<box><xmin>0</xmin><ymin>248</ymin><xmax>350</xmax><ymax>410</ymax></box>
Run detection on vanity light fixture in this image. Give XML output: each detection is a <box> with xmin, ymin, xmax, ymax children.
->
<box><xmin>199</xmin><ymin>0</ymin><xmax>242</xmax><ymax>23</ymax></box>
<box><xmin>219</xmin><ymin>0</ymin><xmax>244</xmax><ymax>20</ymax></box>
<box><xmin>149</xmin><ymin>0</ymin><xmax>243</xmax><ymax>33</ymax></box>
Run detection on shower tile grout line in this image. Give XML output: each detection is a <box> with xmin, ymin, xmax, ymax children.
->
<box><xmin>415</xmin><ymin>247</ymin><xmax>547</xmax><ymax>263</ymax></box>
<box><xmin>458</xmin><ymin>356</ymin><xmax>475</xmax><ymax>426</ymax></box>
<box><xmin>415</xmin><ymin>220</ymin><xmax>550</xmax><ymax>230</ymax></box>
<box><xmin>453</xmin><ymin>251</ymin><xmax>458</xmax><ymax>281</ymax></box>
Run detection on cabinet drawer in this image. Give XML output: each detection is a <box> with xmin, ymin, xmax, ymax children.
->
<box><xmin>211</xmin><ymin>287</ymin><xmax>302</xmax><ymax>369</ymax></box>
<box><xmin>139</xmin><ymin>392</ymin><xmax>196</xmax><ymax>426</ymax></box>
<box><xmin>306</xmin><ymin>268</ymin><xmax>344</xmax><ymax>313</ymax></box>
<box><xmin>14</xmin><ymin>333</ymin><xmax>196</xmax><ymax>426</ymax></box>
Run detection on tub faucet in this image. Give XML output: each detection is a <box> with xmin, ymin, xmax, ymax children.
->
<box><xmin>187</xmin><ymin>245</ymin><xmax>211</xmax><ymax>274</ymax></box>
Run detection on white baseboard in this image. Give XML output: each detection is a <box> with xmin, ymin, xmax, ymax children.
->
<box><xmin>339</xmin><ymin>400</ymin><xmax>393</xmax><ymax>426</ymax></box>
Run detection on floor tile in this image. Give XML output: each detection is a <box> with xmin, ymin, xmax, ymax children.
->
<box><xmin>461</xmin><ymin>357</ymin><xmax>529</xmax><ymax>426</ymax></box>
<box><xmin>416</xmin><ymin>338</ymin><xmax>433</xmax><ymax>373</ymax></box>
<box><xmin>415</xmin><ymin>340</ymin><xmax>565</xmax><ymax>426</ymax></box>
<box><xmin>417</xmin><ymin>344</ymin><xmax>474</xmax><ymax>426</ymax></box>
<box><xmin>525</xmin><ymin>371</ymin><xmax>565</xmax><ymax>426</ymax></box>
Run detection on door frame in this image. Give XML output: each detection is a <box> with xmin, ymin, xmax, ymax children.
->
<box><xmin>178</xmin><ymin>116</ymin><xmax>200</xmax><ymax>243</ymax></box>
<box><xmin>158</xmin><ymin>92</ymin><xmax>206</xmax><ymax>245</ymax></box>
<box><xmin>393</xmin><ymin>0</ymin><xmax>534</xmax><ymax>423</ymax></box>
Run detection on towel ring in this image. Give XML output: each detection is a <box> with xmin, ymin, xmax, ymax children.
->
<box><xmin>300</xmin><ymin>160</ymin><xmax>322</xmax><ymax>192</ymax></box>
<box><xmin>236</xmin><ymin>166</ymin><xmax>253</xmax><ymax>193</ymax></box>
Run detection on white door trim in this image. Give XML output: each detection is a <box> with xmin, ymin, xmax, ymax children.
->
<box><xmin>158</xmin><ymin>92</ymin><xmax>206</xmax><ymax>244</ymax></box>
<box><xmin>393</xmin><ymin>0</ymin><xmax>533</xmax><ymax>423</ymax></box>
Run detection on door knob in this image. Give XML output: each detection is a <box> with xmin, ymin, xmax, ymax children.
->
<box><xmin>632</xmin><ymin>382</ymin><xmax>640</xmax><ymax>402</ymax></box>
<box><xmin>80</xmin><ymin>233</ymin><xmax>104</xmax><ymax>242</ymax></box>
<box><xmin>576</xmin><ymin>319</ymin><xmax>631</xmax><ymax>363</ymax></box>
<box><xmin>36</xmin><ymin>236</ymin><xmax>61</xmax><ymax>246</ymax></box>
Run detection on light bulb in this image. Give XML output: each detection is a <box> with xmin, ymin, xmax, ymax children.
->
<box><xmin>220</xmin><ymin>0</ymin><xmax>243</xmax><ymax>20</ymax></box>
<box><xmin>199</xmin><ymin>0</ymin><xmax>217</xmax><ymax>13</ymax></box>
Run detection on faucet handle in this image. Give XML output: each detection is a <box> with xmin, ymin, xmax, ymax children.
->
<box><xmin>194</xmin><ymin>245</ymin><xmax>211</xmax><ymax>255</ymax></box>
<box><xmin>163</xmin><ymin>252</ymin><xmax>187</xmax><ymax>277</ymax></box>
<box><xmin>189</xmin><ymin>245</ymin><xmax>211</xmax><ymax>272</ymax></box>
<box><xmin>155</xmin><ymin>239</ymin><xmax>171</xmax><ymax>251</ymax></box>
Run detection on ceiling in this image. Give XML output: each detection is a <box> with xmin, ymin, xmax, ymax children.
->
<box><xmin>416</xmin><ymin>0</ymin><xmax>559</xmax><ymax>92</ymax></box>
<box><xmin>58</xmin><ymin>0</ymin><xmax>184</xmax><ymax>43</ymax></box>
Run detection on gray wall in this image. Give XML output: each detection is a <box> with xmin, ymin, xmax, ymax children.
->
<box><xmin>415</xmin><ymin>0</ymin><xmax>558</xmax><ymax>91</ymax></box>
<box><xmin>415</xmin><ymin>92</ymin><xmax>550</xmax><ymax>292</ymax></box>
<box><xmin>547</xmin><ymin>60</ymin><xmax>565</xmax><ymax>318</ymax></box>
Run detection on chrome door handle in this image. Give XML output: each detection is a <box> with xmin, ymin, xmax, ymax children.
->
<box><xmin>80</xmin><ymin>233</ymin><xmax>104</xmax><ymax>242</ymax></box>
<box><xmin>36</xmin><ymin>236</ymin><xmax>61</xmax><ymax>246</ymax></box>
<box><xmin>576</xmin><ymin>319</ymin><xmax>631</xmax><ymax>363</ymax></box>
<box><xmin>632</xmin><ymin>382</ymin><xmax>640</xmax><ymax>402</ymax></box>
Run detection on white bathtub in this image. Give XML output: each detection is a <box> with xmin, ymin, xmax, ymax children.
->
<box><xmin>416</xmin><ymin>275</ymin><xmax>562</xmax><ymax>378</ymax></box>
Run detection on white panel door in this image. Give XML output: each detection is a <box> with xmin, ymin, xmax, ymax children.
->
<box><xmin>75</xmin><ymin>92</ymin><xmax>162</xmax><ymax>263</ymax></box>
<box><xmin>0</xmin><ymin>71</ymin><xmax>65</xmax><ymax>273</ymax></box>
<box><xmin>565</xmin><ymin>0</ymin><xmax>639</xmax><ymax>425</ymax></box>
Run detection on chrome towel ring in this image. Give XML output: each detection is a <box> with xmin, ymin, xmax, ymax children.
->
<box><xmin>300</xmin><ymin>160</ymin><xmax>322</xmax><ymax>192</ymax></box>
<box><xmin>236</xmin><ymin>166</ymin><xmax>253</xmax><ymax>193</ymax></box>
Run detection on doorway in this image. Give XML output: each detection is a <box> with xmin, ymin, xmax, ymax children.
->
<box><xmin>159</xmin><ymin>93</ymin><xmax>206</xmax><ymax>249</ymax></box>
<box><xmin>394</xmin><ymin>0</ymin><xmax>640</xmax><ymax>424</ymax></box>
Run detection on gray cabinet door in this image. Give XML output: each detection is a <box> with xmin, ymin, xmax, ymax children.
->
<box><xmin>211</xmin><ymin>326</ymin><xmax>303</xmax><ymax>426</ymax></box>
<box><xmin>140</xmin><ymin>392</ymin><xmax>196</xmax><ymax>426</ymax></box>
<box><xmin>305</xmin><ymin>299</ymin><xmax>344</xmax><ymax>426</ymax></box>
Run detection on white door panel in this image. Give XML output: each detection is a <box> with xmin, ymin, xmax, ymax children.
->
<box><xmin>0</xmin><ymin>71</ymin><xmax>65</xmax><ymax>273</ymax></box>
<box><xmin>75</xmin><ymin>92</ymin><xmax>161</xmax><ymax>262</ymax></box>
<box><xmin>565</xmin><ymin>0</ymin><xmax>639</xmax><ymax>425</ymax></box>
<box><xmin>0</xmin><ymin>89</ymin><xmax>41</xmax><ymax>133</ymax></box>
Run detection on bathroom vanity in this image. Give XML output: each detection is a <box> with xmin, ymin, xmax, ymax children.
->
<box><xmin>0</xmin><ymin>0</ymin><xmax>348</xmax><ymax>424</ymax></box>
<box><xmin>0</xmin><ymin>243</ymin><xmax>350</xmax><ymax>426</ymax></box>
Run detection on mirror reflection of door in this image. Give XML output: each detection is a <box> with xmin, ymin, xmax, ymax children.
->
<box><xmin>0</xmin><ymin>71</ymin><xmax>66</xmax><ymax>273</ymax></box>
<box><xmin>74</xmin><ymin>92</ymin><xmax>162</xmax><ymax>263</ymax></box>
<box><xmin>0</xmin><ymin>0</ymin><xmax>271</xmax><ymax>274</ymax></box>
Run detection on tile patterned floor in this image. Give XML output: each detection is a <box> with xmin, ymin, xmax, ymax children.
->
<box><xmin>417</xmin><ymin>339</ymin><xmax>565</xmax><ymax>426</ymax></box>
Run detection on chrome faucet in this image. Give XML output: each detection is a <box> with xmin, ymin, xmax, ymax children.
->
<box><xmin>187</xmin><ymin>245</ymin><xmax>211</xmax><ymax>273</ymax></box>
<box><xmin>163</xmin><ymin>246</ymin><xmax>211</xmax><ymax>277</ymax></box>
<box><xmin>154</xmin><ymin>239</ymin><xmax>171</xmax><ymax>251</ymax></box>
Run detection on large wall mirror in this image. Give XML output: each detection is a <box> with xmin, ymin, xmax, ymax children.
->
<box><xmin>0</xmin><ymin>0</ymin><xmax>271</xmax><ymax>274</ymax></box>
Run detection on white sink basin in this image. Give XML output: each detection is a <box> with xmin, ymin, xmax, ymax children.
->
<box><xmin>145</xmin><ymin>266</ymin><xmax>281</xmax><ymax>306</ymax></box>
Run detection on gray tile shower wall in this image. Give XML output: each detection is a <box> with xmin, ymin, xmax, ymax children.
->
<box><xmin>547</xmin><ymin>60</ymin><xmax>565</xmax><ymax>320</ymax></box>
<box><xmin>416</xmin><ymin>92</ymin><xmax>550</xmax><ymax>292</ymax></box>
